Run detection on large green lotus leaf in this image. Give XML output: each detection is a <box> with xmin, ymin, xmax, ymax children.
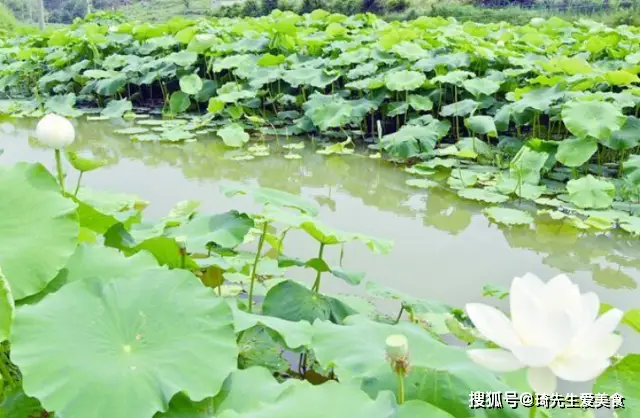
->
<box><xmin>380</xmin><ymin>122</ymin><xmax>449</xmax><ymax>160</ymax></box>
<box><xmin>601</xmin><ymin>116</ymin><xmax>640</xmax><ymax>150</ymax></box>
<box><xmin>232</xmin><ymin>306</ymin><xmax>313</xmax><ymax>349</ymax></box>
<box><xmin>462</xmin><ymin>77</ymin><xmax>501</xmax><ymax>97</ymax></box>
<box><xmin>566</xmin><ymin>175</ymin><xmax>615</xmax><ymax>209</ymax></box>
<box><xmin>432</xmin><ymin>70</ymin><xmax>474</xmax><ymax>86</ymax></box>
<box><xmin>218</xmin><ymin>124</ymin><xmax>250</xmax><ymax>148</ymax></box>
<box><xmin>509</xmin><ymin>146</ymin><xmax>549</xmax><ymax>185</ymax></box>
<box><xmin>623</xmin><ymin>154</ymin><xmax>640</xmax><ymax>186</ymax></box>
<box><xmin>19</xmin><ymin>244</ymin><xmax>161</xmax><ymax>305</ymax></box>
<box><xmin>306</xmin><ymin>100</ymin><xmax>353</xmax><ymax>130</ymax></box>
<box><xmin>464</xmin><ymin>115</ymin><xmax>497</xmax><ymax>137</ymax></box>
<box><xmin>262</xmin><ymin>280</ymin><xmax>355</xmax><ymax>324</ymax></box>
<box><xmin>101</xmin><ymin>98</ymin><xmax>133</xmax><ymax>118</ymax></box>
<box><xmin>11</xmin><ymin>269</ymin><xmax>238</xmax><ymax>417</ymax></box>
<box><xmin>593</xmin><ymin>354</ymin><xmax>639</xmax><ymax>418</ymax></box>
<box><xmin>167</xmin><ymin>211</ymin><xmax>254</xmax><ymax>252</ymax></box>
<box><xmin>440</xmin><ymin>99</ymin><xmax>479</xmax><ymax>117</ymax></box>
<box><xmin>216</xmin><ymin>380</ymin><xmax>395</xmax><ymax>418</ymax></box>
<box><xmin>0</xmin><ymin>163</ymin><xmax>79</xmax><ymax>300</ymax></box>
<box><xmin>221</xmin><ymin>185</ymin><xmax>319</xmax><ymax>216</ymax></box>
<box><xmin>282</xmin><ymin>68</ymin><xmax>339</xmax><ymax>88</ymax></box>
<box><xmin>170</xmin><ymin>91</ymin><xmax>191</xmax><ymax>114</ymax></box>
<box><xmin>561</xmin><ymin>101</ymin><xmax>626</xmax><ymax>140</ymax></box>
<box><xmin>95</xmin><ymin>74</ymin><xmax>127</xmax><ymax>96</ymax></box>
<box><xmin>555</xmin><ymin>137</ymin><xmax>597</xmax><ymax>167</ymax></box>
<box><xmin>74</xmin><ymin>188</ymin><xmax>146</xmax><ymax>234</ymax></box>
<box><xmin>165</xmin><ymin>51</ymin><xmax>198</xmax><ymax>67</ymax></box>
<box><xmin>397</xmin><ymin>400</ymin><xmax>455</xmax><ymax>418</ymax></box>
<box><xmin>180</xmin><ymin>73</ymin><xmax>203</xmax><ymax>95</ymax></box>
<box><xmin>384</xmin><ymin>70</ymin><xmax>426</xmax><ymax>91</ymax></box>
<box><xmin>458</xmin><ymin>188</ymin><xmax>509</xmax><ymax>203</ymax></box>
<box><xmin>484</xmin><ymin>207</ymin><xmax>534</xmax><ymax>226</ymax></box>
<box><xmin>0</xmin><ymin>268</ymin><xmax>13</xmax><ymax>341</ymax></box>
<box><xmin>311</xmin><ymin>316</ymin><xmax>524</xmax><ymax>418</ymax></box>
<box><xmin>391</xmin><ymin>41</ymin><xmax>429</xmax><ymax>61</ymax></box>
<box><xmin>44</xmin><ymin>93</ymin><xmax>84</xmax><ymax>117</ymax></box>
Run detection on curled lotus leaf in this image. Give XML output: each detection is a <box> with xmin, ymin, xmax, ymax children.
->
<box><xmin>0</xmin><ymin>163</ymin><xmax>79</xmax><ymax>300</ymax></box>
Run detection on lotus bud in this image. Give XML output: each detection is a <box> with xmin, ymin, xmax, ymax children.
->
<box><xmin>35</xmin><ymin>113</ymin><xmax>76</xmax><ymax>149</ymax></box>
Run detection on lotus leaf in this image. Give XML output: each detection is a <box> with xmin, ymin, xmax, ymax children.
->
<box><xmin>458</xmin><ymin>188</ymin><xmax>510</xmax><ymax>203</ymax></box>
<box><xmin>0</xmin><ymin>163</ymin><xmax>79</xmax><ymax>300</ymax></box>
<box><xmin>180</xmin><ymin>73</ymin><xmax>203</xmax><ymax>95</ymax></box>
<box><xmin>170</xmin><ymin>91</ymin><xmax>191</xmax><ymax>114</ymax></box>
<box><xmin>566</xmin><ymin>175</ymin><xmax>615</xmax><ymax>209</ymax></box>
<box><xmin>384</xmin><ymin>70</ymin><xmax>426</xmax><ymax>91</ymax></box>
<box><xmin>221</xmin><ymin>185</ymin><xmax>319</xmax><ymax>215</ymax></box>
<box><xmin>167</xmin><ymin>210</ymin><xmax>254</xmax><ymax>252</ymax></box>
<box><xmin>464</xmin><ymin>115</ymin><xmax>497</xmax><ymax>137</ymax></box>
<box><xmin>101</xmin><ymin>99</ymin><xmax>133</xmax><ymax>118</ymax></box>
<box><xmin>561</xmin><ymin>101</ymin><xmax>626</xmax><ymax>140</ymax></box>
<box><xmin>484</xmin><ymin>207</ymin><xmax>534</xmax><ymax>226</ymax></box>
<box><xmin>440</xmin><ymin>99</ymin><xmax>478</xmax><ymax>117</ymax></box>
<box><xmin>593</xmin><ymin>354</ymin><xmax>639</xmax><ymax>418</ymax></box>
<box><xmin>555</xmin><ymin>137</ymin><xmax>597</xmax><ymax>167</ymax></box>
<box><xmin>11</xmin><ymin>269</ymin><xmax>238</xmax><ymax>417</ymax></box>
<box><xmin>216</xmin><ymin>379</ymin><xmax>395</xmax><ymax>418</ymax></box>
<box><xmin>232</xmin><ymin>307</ymin><xmax>313</xmax><ymax>349</ymax></box>
<box><xmin>311</xmin><ymin>316</ymin><xmax>521</xmax><ymax>418</ymax></box>
<box><xmin>0</xmin><ymin>268</ymin><xmax>13</xmax><ymax>341</ymax></box>
<box><xmin>218</xmin><ymin>124</ymin><xmax>250</xmax><ymax>148</ymax></box>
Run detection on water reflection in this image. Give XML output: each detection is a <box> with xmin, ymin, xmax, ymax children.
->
<box><xmin>1</xmin><ymin>117</ymin><xmax>639</xmax><ymax>329</ymax></box>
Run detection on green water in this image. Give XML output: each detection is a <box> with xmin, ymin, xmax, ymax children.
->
<box><xmin>1</xmin><ymin>118</ymin><xmax>639</xmax><ymax>353</ymax></box>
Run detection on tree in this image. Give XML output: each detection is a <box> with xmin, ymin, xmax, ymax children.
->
<box><xmin>262</xmin><ymin>0</ymin><xmax>278</xmax><ymax>14</ymax></box>
<box><xmin>38</xmin><ymin>0</ymin><xmax>45</xmax><ymax>28</ymax></box>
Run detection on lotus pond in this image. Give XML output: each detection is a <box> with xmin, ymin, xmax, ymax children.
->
<box><xmin>0</xmin><ymin>9</ymin><xmax>639</xmax><ymax>418</ymax></box>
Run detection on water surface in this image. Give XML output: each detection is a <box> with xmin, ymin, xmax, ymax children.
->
<box><xmin>1</xmin><ymin>117</ymin><xmax>638</xmax><ymax>355</ymax></box>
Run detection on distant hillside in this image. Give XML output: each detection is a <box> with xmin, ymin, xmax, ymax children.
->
<box><xmin>117</xmin><ymin>0</ymin><xmax>243</xmax><ymax>21</ymax></box>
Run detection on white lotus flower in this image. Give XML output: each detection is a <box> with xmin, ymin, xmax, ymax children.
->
<box><xmin>35</xmin><ymin>113</ymin><xmax>75</xmax><ymax>149</ymax></box>
<box><xmin>496</xmin><ymin>40</ymin><xmax>505</xmax><ymax>47</ymax></box>
<box><xmin>466</xmin><ymin>273</ymin><xmax>623</xmax><ymax>393</ymax></box>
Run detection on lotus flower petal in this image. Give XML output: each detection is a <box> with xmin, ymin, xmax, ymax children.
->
<box><xmin>578</xmin><ymin>292</ymin><xmax>600</xmax><ymax>328</ymax></box>
<box><xmin>468</xmin><ymin>349</ymin><xmax>524</xmax><ymax>372</ymax></box>
<box><xmin>550</xmin><ymin>356</ymin><xmax>611</xmax><ymax>381</ymax></box>
<box><xmin>510</xmin><ymin>276</ymin><xmax>574</xmax><ymax>353</ymax></box>
<box><xmin>465</xmin><ymin>303</ymin><xmax>521</xmax><ymax>349</ymax></box>
<box><xmin>543</xmin><ymin>274</ymin><xmax>581</xmax><ymax>314</ymax></box>
<box><xmin>511</xmin><ymin>345</ymin><xmax>556</xmax><ymax>367</ymax></box>
<box><xmin>527</xmin><ymin>367</ymin><xmax>557</xmax><ymax>393</ymax></box>
<box><xmin>585</xmin><ymin>334</ymin><xmax>623</xmax><ymax>359</ymax></box>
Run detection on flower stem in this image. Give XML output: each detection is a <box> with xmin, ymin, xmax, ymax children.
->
<box><xmin>397</xmin><ymin>372</ymin><xmax>405</xmax><ymax>405</ymax></box>
<box><xmin>54</xmin><ymin>149</ymin><xmax>65</xmax><ymax>193</ymax></box>
<box><xmin>529</xmin><ymin>393</ymin><xmax>536</xmax><ymax>418</ymax></box>
<box><xmin>311</xmin><ymin>243</ymin><xmax>326</xmax><ymax>293</ymax></box>
<box><xmin>247</xmin><ymin>221</ymin><xmax>268</xmax><ymax>313</ymax></box>
<box><xmin>74</xmin><ymin>171</ymin><xmax>84</xmax><ymax>197</ymax></box>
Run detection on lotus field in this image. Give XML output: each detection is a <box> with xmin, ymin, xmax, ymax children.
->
<box><xmin>0</xmin><ymin>9</ymin><xmax>639</xmax><ymax>418</ymax></box>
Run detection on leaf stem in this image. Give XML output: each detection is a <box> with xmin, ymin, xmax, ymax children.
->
<box><xmin>74</xmin><ymin>171</ymin><xmax>84</xmax><ymax>197</ymax></box>
<box><xmin>248</xmin><ymin>221</ymin><xmax>269</xmax><ymax>313</ymax></box>
<box><xmin>54</xmin><ymin>149</ymin><xmax>65</xmax><ymax>193</ymax></box>
<box><xmin>311</xmin><ymin>242</ymin><xmax>326</xmax><ymax>293</ymax></box>
<box><xmin>394</xmin><ymin>305</ymin><xmax>405</xmax><ymax>324</ymax></box>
